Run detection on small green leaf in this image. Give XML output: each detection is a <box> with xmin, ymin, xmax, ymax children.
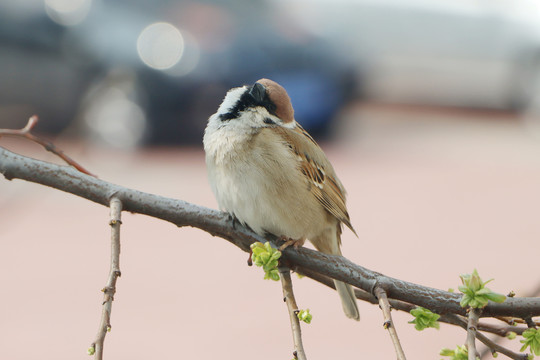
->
<box><xmin>520</xmin><ymin>328</ymin><xmax>540</xmax><ymax>355</ymax></box>
<box><xmin>250</xmin><ymin>242</ymin><xmax>281</xmax><ymax>281</ymax></box>
<box><xmin>87</xmin><ymin>346</ymin><xmax>95</xmax><ymax>356</ymax></box>
<box><xmin>485</xmin><ymin>292</ymin><xmax>506</xmax><ymax>303</ymax></box>
<box><xmin>507</xmin><ymin>331</ymin><xmax>517</xmax><ymax>340</ymax></box>
<box><xmin>475</xmin><ymin>288</ymin><xmax>491</xmax><ymax>295</ymax></box>
<box><xmin>458</xmin><ymin>269</ymin><xmax>506</xmax><ymax>309</ymax></box>
<box><xmin>265</xmin><ymin>269</ymin><xmax>280</xmax><ymax>281</ymax></box>
<box><xmin>440</xmin><ymin>348</ymin><xmax>456</xmax><ymax>356</ymax></box>
<box><xmin>297</xmin><ymin>309</ymin><xmax>313</xmax><ymax>324</ymax></box>
<box><xmin>409</xmin><ymin>307</ymin><xmax>440</xmax><ymax>331</ymax></box>
<box><xmin>439</xmin><ymin>345</ymin><xmax>469</xmax><ymax>360</ymax></box>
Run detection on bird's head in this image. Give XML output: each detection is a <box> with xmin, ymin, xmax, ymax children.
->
<box><xmin>209</xmin><ymin>79</ymin><xmax>295</xmax><ymax>131</ymax></box>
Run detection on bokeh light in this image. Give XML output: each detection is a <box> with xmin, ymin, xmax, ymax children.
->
<box><xmin>44</xmin><ymin>0</ymin><xmax>91</xmax><ymax>26</ymax></box>
<box><xmin>137</xmin><ymin>22</ymin><xmax>184</xmax><ymax>70</ymax></box>
<box><xmin>164</xmin><ymin>30</ymin><xmax>200</xmax><ymax>77</ymax></box>
<box><xmin>84</xmin><ymin>87</ymin><xmax>147</xmax><ymax>148</ymax></box>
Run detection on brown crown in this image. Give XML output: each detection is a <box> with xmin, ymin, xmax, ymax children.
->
<box><xmin>256</xmin><ymin>78</ymin><xmax>294</xmax><ymax>123</ymax></box>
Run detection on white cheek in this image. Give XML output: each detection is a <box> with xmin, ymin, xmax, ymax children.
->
<box><xmin>206</xmin><ymin>109</ymin><xmax>269</xmax><ymax>139</ymax></box>
<box><xmin>216</xmin><ymin>87</ymin><xmax>246</xmax><ymax>116</ymax></box>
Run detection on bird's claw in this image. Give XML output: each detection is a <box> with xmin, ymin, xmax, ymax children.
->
<box><xmin>278</xmin><ymin>236</ymin><xmax>306</xmax><ymax>251</ymax></box>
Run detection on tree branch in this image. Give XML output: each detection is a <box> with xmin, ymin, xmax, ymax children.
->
<box><xmin>89</xmin><ymin>197</ymin><xmax>123</xmax><ymax>359</ymax></box>
<box><xmin>474</xmin><ymin>331</ymin><xmax>527</xmax><ymax>360</ymax></box>
<box><xmin>466</xmin><ymin>308</ymin><xmax>480</xmax><ymax>360</ymax></box>
<box><xmin>449</xmin><ymin>314</ymin><xmax>528</xmax><ymax>360</ymax></box>
<box><xmin>0</xmin><ymin>115</ymin><xmax>95</xmax><ymax>176</ymax></box>
<box><xmin>495</xmin><ymin>317</ymin><xmax>539</xmax><ymax>330</ymax></box>
<box><xmin>374</xmin><ymin>286</ymin><xmax>407</xmax><ymax>360</ymax></box>
<box><xmin>279</xmin><ymin>267</ymin><xmax>307</xmax><ymax>360</ymax></box>
<box><xmin>2</xmin><ymin>146</ymin><xmax>539</xmax><ymax>321</ymax></box>
<box><xmin>307</xmin><ymin>268</ymin><xmax>529</xmax><ymax>359</ymax></box>
<box><xmin>297</xmin><ymin>267</ymin><xmax>527</xmax><ymax>340</ymax></box>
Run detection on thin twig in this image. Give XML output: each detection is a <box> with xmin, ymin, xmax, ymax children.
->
<box><xmin>448</xmin><ymin>314</ymin><xmax>528</xmax><ymax>360</ymax></box>
<box><xmin>478</xmin><ymin>316</ymin><xmax>528</xmax><ymax>359</ymax></box>
<box><xmin>279</xmin><ymin>267</ymin><xmax>307</xmax><ymax>360</ymax></box>
<box><xmin>374</xmin><ymin>286</ymin><xmax>407</xmax><ymax>360</ymax></box>
<box><xmin>475</xmin><ymin>331</ymin><xmax>528</xmax><ymax>360</ymax></box>
<box><xmin>495</xmin><ymin>317</ymin><xmax>539</xmax><ymax>329</ymax></box>
<box><xmin>89</xmin><ymin>197</ymin><xmax>123</xmax><ymax>359</ymax></box>
<box><xmin>0</xmin><ymin>115</ymin><xmax>95</xmax><ymax>176</ymax></box>
<box><xmin>478</xmin><ymin>284</ymin><xmax>540</xmax><ymax>359</ymax></box>
<box><xmin>460</xmin><ymin>315</ymin><xmax>525</xmax><ymax>337</ymax></box>
<box><xmin>466</xmin><ymin>308</ymin><xmax>481</xmax><ymax>360</ymax></box>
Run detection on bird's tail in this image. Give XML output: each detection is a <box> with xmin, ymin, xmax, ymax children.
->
<box><xmin>311</xmin><ymin>228</ymin><xmax>360</xmax><ymax>321</ymax></box>
<box><xmin>334</xmin><ymin>279</ymin><xmax>360</xmax><ymax>321</ymax></box>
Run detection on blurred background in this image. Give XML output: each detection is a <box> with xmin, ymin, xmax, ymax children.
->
<box><xmin>2</xmin><ymin>0</ymin><xmax>540</xmax><ymax>359</ymax></box>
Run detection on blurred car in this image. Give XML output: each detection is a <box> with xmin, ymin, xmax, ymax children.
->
<box><xmin>0</xmin><ymin>0</ymin><xmax>356</xmax><ymax>146</ymax></box>
<box><xmin>280</xmin><ymin>0</ymin><xmax>540</xmax><ymax>111</ymax></box>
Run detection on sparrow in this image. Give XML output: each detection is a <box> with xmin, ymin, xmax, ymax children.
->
<box><xmin>203</xmin><ymin>78</ymin><xmax>359</xmax><ymax>320</ymax></box>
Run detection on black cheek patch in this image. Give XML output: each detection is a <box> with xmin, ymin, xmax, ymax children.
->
<box><xmin>263</xmin><ymin>118</ymin><xmax>276</xmax><ymax>125</ymax></box>
<box><xmin>219</xmin><ymin>86</ymin><xmax>278</xmax><ymax>121</ymax></box>
<box><xmin>219</xmin><ymin>112</ymin><xmax>236</xmax><ymax>121</ymax></box>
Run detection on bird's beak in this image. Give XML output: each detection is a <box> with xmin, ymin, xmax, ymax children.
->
<box><xmin>249</xmin><ymin>82</ymin><xmax>266</xmax><ymax>103</ymax></box>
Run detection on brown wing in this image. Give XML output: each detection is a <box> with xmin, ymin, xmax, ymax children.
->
<box><xmin>274</xmin><ymin>123</ymin><xmax>357</xmax><ymax>236</ymax></box>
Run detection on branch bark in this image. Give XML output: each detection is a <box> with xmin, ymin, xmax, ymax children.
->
<box><xmin>89</xmin><ymin>197</ymin><xmax>123</xmax><ymax>359</ymax></box>
<box><xmin>296</xmin><ymin>267</ymin><xmax>527</xmax><ymax>338</ymax></box>
<box><xmin>2</xmin><ymin>146</ymin><xmax>540</xmax><ymax>320</ymax></box>
<box><xmin>374</xmin><ymin>286</ymin><xmax>407</xmax><ymax>360</ymax></box>
<box><xmin>449</xmin><ymin>314</ymin><xmax>528</xmax><ymax>360</ymax></box>
<box><xmin>0</xmin><ymin>116</ymin><xmax>95</xmax><ymax>176</ymax></box>
<box><xmin>279</xmin><ymin>267</ymin><xmax>307</xmax><ymax>360</ymax></box>
<box><xmin>466</xmin><ymin>308</ymin><xmax>480</xmax><ymax>360</ymax></box>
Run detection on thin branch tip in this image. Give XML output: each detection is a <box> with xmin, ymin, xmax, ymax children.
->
<box><xmin>0</xmin><ymin>116</ymin><xmax>96</xmax><ymax>176</ymax></box>
<box><xmin>280</xmin><ymin>267</ymin><xmax>307</xmax><ymax>360</ymax></box>
<box><xmin>23</xmin><ymin>115</ymin><xmax>39</xmax><ymax>132</ymax></box>
<box><xmin>466</xmin><ymin>308</ymin><xmax>480</xmax><ymax>360</ymax></box>
<box><xmin>375</xmin><ymin>286</ymin><xmax>407</xmax><ymax>360</ymax></box>
<box><xmin>91</xmin><ymin>196</ymin><xmax>123</xmax><ymax>359</ymax></box>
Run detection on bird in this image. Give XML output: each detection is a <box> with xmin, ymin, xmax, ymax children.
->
<box><xmin>203</xmin><ymin>78</ymin><xmax>359</xmax><ymax>320</ymax></box>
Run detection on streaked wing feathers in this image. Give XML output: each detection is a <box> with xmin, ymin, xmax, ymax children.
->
<box><xmin>275</xmin><ymin>123</ymin><xmax>357</xmax><ymax>236</ymax></box>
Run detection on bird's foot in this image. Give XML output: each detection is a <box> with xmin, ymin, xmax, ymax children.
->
<box><xmin>227</xmin><ymin>213</ymin><xmax>241</xmax><ymax>230</ymax></box>
<box><xmin>279</xmin><ymin>236</ymin><xmax>306</xmax><ymax>251</ymax></box>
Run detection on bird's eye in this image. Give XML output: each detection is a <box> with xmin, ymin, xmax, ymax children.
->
<box><xmin>263</xmin><ymin>118</ymin><xmax>276</xmax><ymax>125</ymax></box>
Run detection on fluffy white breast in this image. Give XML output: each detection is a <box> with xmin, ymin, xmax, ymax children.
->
<box><xmin>204</xmin><ymin>126</ymin><xmax>328</xmax><ymax>240</ymax></box>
